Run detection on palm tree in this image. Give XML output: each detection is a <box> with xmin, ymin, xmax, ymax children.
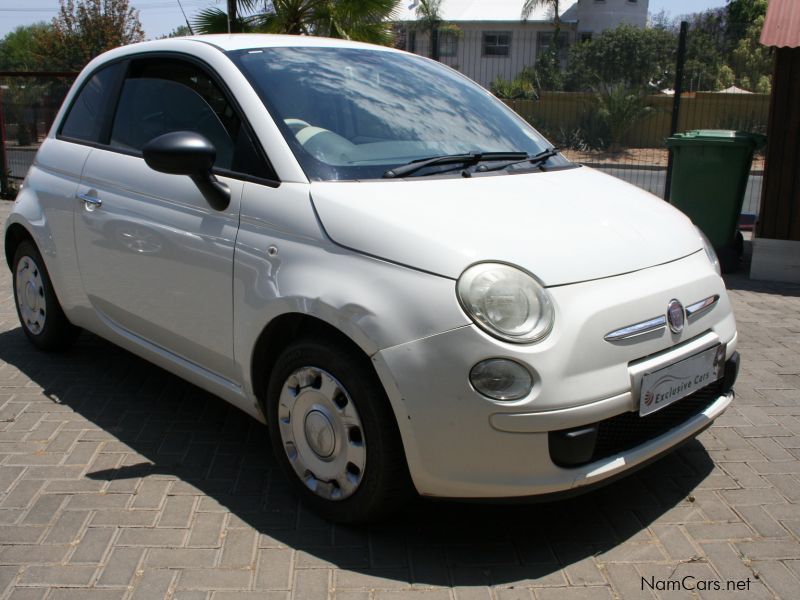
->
<box><xmin>193</xmin><ymin>0</ymin><xmax>401</xmax><ymax>45</ymax></box>
<box><xmin>521</xmin><ymin>0</ymin><xmax>562</xmax><ymax>79</ymax></box>
<box><xmin>413</xmin><ymin>0</ymin><xmax>443</xmax><ymax>60</ymax></box>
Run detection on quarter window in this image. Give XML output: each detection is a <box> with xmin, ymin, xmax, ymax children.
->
<box><xmin>60</xmin><ymin>62</ymin><xmax>125</xmax><ymax>143</ymax></box>
<box><xmin>482</xmin><ymin>32</ymin><xmax>511</xmax><ymax>57</ymax></box>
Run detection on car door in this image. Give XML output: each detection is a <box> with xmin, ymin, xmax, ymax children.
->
<box><xmin>74</xmin><ymin>56</ymin><xmax>272</xmax><ymax>382</ymax></box>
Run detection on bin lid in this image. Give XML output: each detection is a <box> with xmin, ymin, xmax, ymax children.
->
<box><xmin>667</xmin><ymin>129</ymin><xmax>766</xmax><ymax>149</ymax></box>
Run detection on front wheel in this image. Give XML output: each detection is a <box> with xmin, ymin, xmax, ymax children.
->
<box><xmin>12</xmin><ymin>240</ymin><xmax>80</xmax><ymax>351</ymax></box>
<box><xmin>266</xmin><ymin>338</ymin><xmax>411</xmax><ymax>523</ymax></box>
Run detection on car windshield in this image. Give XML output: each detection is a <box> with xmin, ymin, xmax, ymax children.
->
<box><xmin>228</xmin><ymin>46</ymin><xmax>569</xmax><ymax>181</ymax></box>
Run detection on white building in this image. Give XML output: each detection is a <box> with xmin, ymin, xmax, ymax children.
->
<box><xmin>396</xmin><ymin>0</ymin><xmax>649</xmax><ymax>87</ymax></box>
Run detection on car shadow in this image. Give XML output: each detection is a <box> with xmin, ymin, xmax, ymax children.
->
<box><xmin>0</xmin><ymin>327</ymin><xmax>715</xmax><ymax>585</ymax></box>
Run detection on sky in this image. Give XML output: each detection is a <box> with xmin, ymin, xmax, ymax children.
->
<box><xmin>0</xmin><ymin>0</ymin><xmax>731</xmax><ymax>41</ymax></box>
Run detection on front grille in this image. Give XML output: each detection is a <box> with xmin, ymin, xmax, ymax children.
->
<box><xmin>590</xmin><ymin>378</ymin><xmax>724</xmax><ymax>462</ymax></box>
<box><xmin>549</xmin><ymin>378</ymin><xmax>726</xmax><ymax>468</ymax></box>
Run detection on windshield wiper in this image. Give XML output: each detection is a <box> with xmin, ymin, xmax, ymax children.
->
<box><xmin>382</xmin><ymin>151</ymin><xmax>529</xmax><ymax>179</ymax></box>
<box><xmin>469</xmin><ymin>148</ymin><xmax>561</xmax><ymax>174</ymax></box>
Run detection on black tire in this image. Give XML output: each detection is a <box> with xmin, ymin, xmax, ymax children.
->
<box><xmin>266</xmin><ymin>337</ymin><xmax>412</xmax><ymax>523</ymax></box>
<box><xmin>12</xmin><ymin>240</ymin><xmax>80</xmax><ymax>351</ymax></box>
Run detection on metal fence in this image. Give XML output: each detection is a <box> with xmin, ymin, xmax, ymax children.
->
<box><xmin>1</xmin><ymin>35</ymin><xmax>770</xmax><ymax>216</ymax></box>
<box><xmin>401</xmin><ymin>25</ymin><xmax>770</xmax><ymax>218</ymax></box>
<box><xmin>0</xmin><ymin>72</ymin><xmax>76</xmax><ymax>195</ymax></box>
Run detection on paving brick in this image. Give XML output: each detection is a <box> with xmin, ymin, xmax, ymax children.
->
<box><xmin>69</xmin><ymin>527</ymin><xmax>116</xmax><ymax>564</ymax></box>
<box><xmin>335</xmin><ymin>569</ymin><xmax>410</xmax><ymax>590</ymax></box>
<box><xmin>255</xmin><ymin>548</ymin><xmax>294</xmax><ymax>590</ymax></box>
<box><xmin>65</xmin><ymin>493</ymin><xmax>130</xmax><ymax>511</ymax></box>
<box><xmin>20</xmin><ymin>565</ymin><xmax>96</xmax><ymax>586</ymax></box>
<box><xmin>96</xmin><ymin>547</ymin><xmax>145</xmax><ymax>586</ymax></box>
<box><xmin>90</xmin><ymin>509</ymin><xmax>159</xmax><ymax>527</ymax></box>
<box><xmin>1</xmin><ymin>480</ymin><xmax>44</xmax><ymax>509</ymax></box>
<box><xmin>604</xmin><ymin>563</ymin><xmax>655</xmax><ymax>599</ymax></box>
<box><xmin>157</xmin><ymin>495</ymin><xmax>196</xmax><ymax>528</ymax></box>
<box><xmin>0</xmin><ymin>525</ymin><xmax>45</xmax><ymax>544</ymax></box>
<box><xmin>129</xmin><ymin>569</ymin><xmax>177</xmax><ymax>600</ymax></box>
<box><xmin>736</xmin><ymin>540</ymin><xmax>800</xmax><ymax>560</ymax></box>
<box><xmin>219</xmin><ymin>528</ymin><xmax>257</xmax><ymax>568</ymax></box>
<box><xmin>684</xmin><ymin>522</ymin><xmax>755</xmax><ymax>541</ymax></box>
<box><xmin>145</xmin><ymin>548</ymin><xmax>218</xmax><ymax>569</ymax></box>
<box><xmin>4</xmin><ymin>588</ymin><xmax>48</xmax><ymax>600</ymax></box>
<box><xmin>178</xmin><ymin>568</ymin><xmax>252</xmax><ymax>590</ymax></box>
<box><xmin>116</xmin><ymin>527</ymin><xmax>186</xmax><ymax>547</ymax></box>
<box><xmin>43</xmin><ymin>509</ymin><xmax>89</xmax><ymax>544</ymax></box>
<box><xmin>131</xmin><ymin>479</ymin><xmax>171</xmax><ymax>509</ymax></box>
<box><xmin>187</xmin><ymin>512</ymin><xmax>226</xmax><ymax>548</ymax></box>
<box><xmin>48</xmin><ymin>591</ymin><xmax>126</xmax><ymax>600</ymax></box>
<box><xmin>294</xmin><ymin>568</ymin><xmax>331</xmax><ymax>598</ymax></box>
<box><xmin>535</xmin><ymin>588</ymin><xmax>613</xmax><ymax>600</ymax></box>
<box><xmin>751</xmin><ymin>560</ymin><xmax>800</xmax><ymax>599</ymax></box>
<box><xmin>21</xmin><ymin>494</ymin><xmax>65</xmax><ymax>525</ymax></box>
<box><xmin>735</xmin><ymin>505</ymin><xmax>791</xmax><ymax>538</ymax></box>
<box><xmin>0</xmin><ymin>544</ymin><xmax>70</xmax><ymax>564</ymax></box>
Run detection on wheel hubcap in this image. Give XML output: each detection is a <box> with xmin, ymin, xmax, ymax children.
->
<box><xmin>278</xmin><ymin>367</ymin><xmax>366</xmax><ymax>501</ymax></box>
<box><xmin>15</xmin><ymin>256</ymin><xmax>47</xmax><ymax>335</ymax></box>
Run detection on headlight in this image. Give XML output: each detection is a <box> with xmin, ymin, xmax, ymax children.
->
<box><xmin>457</xmin><ymin>262</ymin><xmax>554</xmax><ymax>343</ymax></box>
<box><xmin>698</xmin><ymin>228</ymin><xmax>720</xmax><ymax>275</ymax></box>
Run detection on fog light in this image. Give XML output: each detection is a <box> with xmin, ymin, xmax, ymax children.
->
<box><xmin>469</xmin><ymin>358</ymin><xmax>533</xmax><ymax>401</ymax></box>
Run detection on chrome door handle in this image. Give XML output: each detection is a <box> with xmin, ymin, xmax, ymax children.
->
<box><xmin>77</xmin><ymin>193</ymin><xmax>102</xmax><ymax>208</ymax></box>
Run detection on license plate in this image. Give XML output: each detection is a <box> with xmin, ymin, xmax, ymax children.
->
<box><xmin>639</xmin><ymin>345</ymin><xmax>726</xmax><ymax>416</ymax></box>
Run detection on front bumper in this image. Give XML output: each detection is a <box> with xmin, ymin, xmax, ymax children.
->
<box><xmin>372</xmin><ymin>250</ymin><xmax>737</xmax><ymax>498</ymax></box>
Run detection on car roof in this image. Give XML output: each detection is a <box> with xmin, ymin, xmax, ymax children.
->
<box><xmin>145</xmin><ymin>34</ymin><xmax>399</xmax><ymax>53</ymax></box>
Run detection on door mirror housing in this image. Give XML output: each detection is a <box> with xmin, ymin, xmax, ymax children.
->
<box><xmin>142</xmin><ymin>131</ymin><xmax>230</xmax><ymax>211</ymax></box>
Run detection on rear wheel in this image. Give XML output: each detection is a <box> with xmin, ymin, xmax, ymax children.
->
<box><xmin>12</xmin><ymin>240</ymin><xmax>79</xmax><ymax>351</ymax></box>
<box><xmin>266</xmin><ymin>337</ymin><xmax>411</xmax><ymax>523</ymax></box>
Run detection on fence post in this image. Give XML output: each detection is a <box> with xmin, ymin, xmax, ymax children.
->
<box><xmin>664</xmin><ymin>20</ymin><xmax>689</xmax><ymax>201</ymax></box>
<box><xmin>0</xmin><ymin>86</ymin><xmax>9</xmax><ymax>198</ymax></box>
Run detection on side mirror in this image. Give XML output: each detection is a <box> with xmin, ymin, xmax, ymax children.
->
<box><xmin>142</xmin><ymin>131</ymin><xmax>230</xmax><ymax>211</ymax></box>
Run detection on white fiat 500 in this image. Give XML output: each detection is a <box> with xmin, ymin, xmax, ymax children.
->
<box><xmin>6</xmin><ymin>35</ymin><xmax>738</xmax><ymax>522</ymax></box>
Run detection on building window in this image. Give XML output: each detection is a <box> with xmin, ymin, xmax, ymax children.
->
<box><xmin>537</xmin><ymin>31</ymin><xmax>570</xmax><ymax>64</ymax></box>
<box><xmin>438</xmin><ymin>31</ymin><xmax>458</xmax><ymax>57</ymax></box>
<box><xmin>579</xmin><ymin>32</ymin><xmax>593</xmax><ymax>43</ymax></box>
<box><xmin>408</xmin><ymin>30</ymin><xmax>417</xmax><ymax>53</ymax></box>
<box><xmin>482</xmin><ymin>31</ymin><xmax>511</xmax><ymax>57</ymax></box>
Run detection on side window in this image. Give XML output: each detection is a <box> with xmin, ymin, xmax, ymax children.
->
<box><xmin>109</xmin><ymin>59</ymin><xmax>268</xmax><ymax>178</ymax></box>
<box><xmin>60</xmin><ymin>62</ymin><xmax>125</xmax><ymax>143</ymax></box>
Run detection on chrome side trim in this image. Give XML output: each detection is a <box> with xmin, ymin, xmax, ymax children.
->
<box><xmin>604</xmin><ymin>315</ymin><xmax>667</xmax><ymax>341</ymax></box>
<box><xmin>686</xmin><ymin>295</ymin><xmax>719</xmax><ymax>320</ymax></box>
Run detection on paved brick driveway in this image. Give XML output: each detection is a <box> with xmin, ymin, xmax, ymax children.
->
<box><xmin>1</xmin><ymin>199</ymin><xmax>799</xmax><ymax>599</ymax></box>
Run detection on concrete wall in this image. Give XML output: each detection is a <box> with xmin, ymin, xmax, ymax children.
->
<box><xmin>574</xmin><ymin>0</ymin><xmax>649</xmax><ymax>35</ymax></box>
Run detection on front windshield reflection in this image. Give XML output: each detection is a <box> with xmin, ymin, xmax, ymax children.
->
<box><xmin>230</xmin><ymin>47</ymin><xmax>562</xmax><ymax>180</ymax></box>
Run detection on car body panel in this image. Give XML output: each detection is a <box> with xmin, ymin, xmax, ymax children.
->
<box><xmin>310</xmin><ymin>167</ymin><xmax>703</xmax><ymax>285</ymax></box>
<box><xmin>75</xmin><ymin>148</ymin><xmax>245</xmax><ymax>381</ymax></box>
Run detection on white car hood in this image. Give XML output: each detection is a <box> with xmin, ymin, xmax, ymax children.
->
<box><xmin>310</xmin><ymin>166</ymin><xmax>702</xmax><ymax>286</ymax></box>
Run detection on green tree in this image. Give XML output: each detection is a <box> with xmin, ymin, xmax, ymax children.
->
<box><xmin>162</xmin><ymin>24</ymin><xmax>193</xmax><ymax>38</ymax></box>
<box><xmin>728</xmin><ymin>5</ymin><xmax>772</xmax><ymax>91</ymax></box>
<box><xmin>0</xmin><ymin>23</ymin><xmax>52</xmax><ymax>71</ymax></box>
<box><xmin>194</xmin><ymin>0</ymin><xmax>401</xmax><ymax>46</ymax></box>
<box><xmin>565</xmin><ymin>24</ymin><xmax>676</xmax><ymax>92</ymax></box>
<box><xmin>34</xmin><ymin>0</ymin><xmax>144</xmax><ymax>72</ymax></box>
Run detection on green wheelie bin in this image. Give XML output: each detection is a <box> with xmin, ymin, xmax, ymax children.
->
<box><xmin>665</xmin><ymin>130</ymin><xmax>766</xmax><ymax>273</ymax></box>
